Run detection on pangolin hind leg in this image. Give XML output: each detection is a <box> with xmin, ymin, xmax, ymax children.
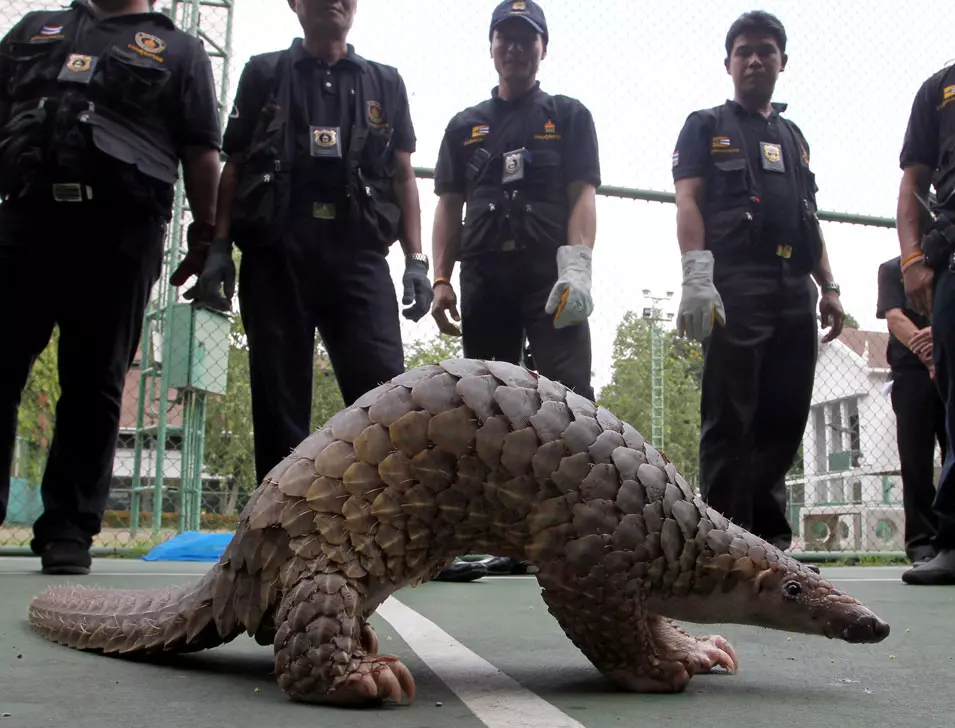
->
<box><xmin>272</xmin><ymin>572</ymin><xmax>414</xmax><ymax>706</ymax></box>
<box><xmin>538</xmin><ymin>580</ymin><xmax>735</xmax><ymax>693</ymax></box>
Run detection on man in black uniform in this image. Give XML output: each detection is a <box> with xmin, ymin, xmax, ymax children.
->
<box><xmin>671</xmin><ymin>11</ymin><xmax>844</xmax><ymax>553</ymax></box>
<box><xmin>430</xmin><ymin>0</ymin><xmax>600</xmax><ymax>402</ymax></box>
<box><xmin>0</xmin><ymin>0</ymin><xmax>222</xmax><ymax>574</ymax></box>
<box><xmin>429</xmin><ymin>0</ymin><xmax>600</xmax><ymax>581</ymax></box>
<box><xmin>185</xmin><ymin>0</ymin><xmax>432</xmax><ymax>487</ymax></box>
<box><xmin>876</xmin><ymin>255</ymin><xmax>944</xmax><ymax>567</ymax></box>
<box><xmin>894</xmin><ymin>59</ymin><xmax>955</xmax><ymax>585</ymax></box>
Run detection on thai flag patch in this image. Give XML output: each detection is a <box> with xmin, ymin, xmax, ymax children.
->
<box><xmin>672</xmin><ymin>151</ymin><xmax>679</xmax><ymax>167</ymax></box>
<box><xmin>40</xmin><ymin>25</ymin><xmax>63</xmax><ymax>35</ymax></box>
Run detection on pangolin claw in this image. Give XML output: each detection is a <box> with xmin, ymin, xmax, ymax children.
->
<box><xmin>328</xmin><ymin>656</ymin><xmax>416</xmax><ymax>706</ymax></box>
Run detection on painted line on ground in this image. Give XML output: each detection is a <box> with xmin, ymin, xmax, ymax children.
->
<box><xmin>376</xmin><ymin>596</ymin><xmax>585</xmax><ymax>728</ymax></box>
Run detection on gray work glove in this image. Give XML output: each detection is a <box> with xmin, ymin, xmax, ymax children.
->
<box><xmin>676</xmin><ymin>250</ymin><xmax>725</xmax><ymax>341</ymax></box>
<box><xmin>183</xmin><ymin>237</ymin><xmax>235</xmax><ymax>313</ymax></box>
<box><xmin>545</xmin><ymin>245</ymin><xmax>594</xmax><ymax>328</ymax></box>
<box><xmin>401</xmin><ymin>256</ymin><xmax>433</xmax><ymax>322</ymax></box>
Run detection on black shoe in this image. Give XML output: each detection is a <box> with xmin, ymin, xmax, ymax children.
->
<box><xmin>901</xmin><ymin>549</ymin><xmax>955</xmax><ymax>585</ymax></box>
<box><xmin>478</xmin><ymin>556</ymin><xmax>530</xmax><ymax>575</ymax></box>
<box><xmin>432</xmin><ymin>560</ymin><xmax>488</xmax><ymax>583</ymax></box>
<box><xmin>40</xmin><ymin>540</ymin><xmax>92</xmax><ymax>575</ymax></box>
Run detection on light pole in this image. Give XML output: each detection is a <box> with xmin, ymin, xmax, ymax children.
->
<box><xmin>642</xmin><ymin>290</ymin><xmax>674</xmax><ymax>452</ymax></box>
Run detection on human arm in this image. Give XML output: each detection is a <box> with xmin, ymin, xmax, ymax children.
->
<box><xmin>387</xmin><ymin>76</ymin><xmax>432</xmax><ymax>321</ymax></box>
<box><xmin>429</xmin><ymin>122</ymin><xmax>467</xmax><ymax>336</ymax></box>
<box><xmin>169</xmin><ymin>44</ymin><xmax>222</xmax><ymax>286</ymax></box>
<box><xmin>176</xmin><ymin>58</ymin><xmax>265</xmax><ymax>308</ymax></box>
<box><xmin>896</xmin><ymin>75</ymin><xmax>942</xmax><ymax>316</ymax></box>
<box><xmin>811</xmin><ymin>233</ymin><xmax>845</xmax><ymax>343</ymax></box>
<box><xmin>543</xmin><ymin>104</ymin><xmax>600</xmax><ymax>327</ymax></box>
<box><xmin>671</xmin><ymin>112</ymin><xmax>725</xmax><ymax>340</ymax></box>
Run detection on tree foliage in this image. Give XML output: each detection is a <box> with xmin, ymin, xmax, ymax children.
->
<box><xmin>15</xmin><ymin>327</ymin><xmax>61</xmax><ymax>485</ymax></box>
<box><xmin>597</xmin><ymin>312</ymin><xmax>704</xmax><ymax>486</ymax></box>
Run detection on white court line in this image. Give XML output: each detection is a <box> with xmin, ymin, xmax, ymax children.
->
<box><xmin>377</xmin><ymin>596</ymin><xmax>585</xmax><ymax>728</ymax></box>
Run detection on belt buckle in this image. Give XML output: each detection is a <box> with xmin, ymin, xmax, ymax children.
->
<box><xmin>52</xmin><ymin>183</ymin><xmax>87</xmax><ymax>202</ymax></box>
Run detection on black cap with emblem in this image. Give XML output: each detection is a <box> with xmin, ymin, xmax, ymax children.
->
<box><xmin>489</xmin><ymin>0</ymin><xmax>548</xmax><ymax>46</ymax></box>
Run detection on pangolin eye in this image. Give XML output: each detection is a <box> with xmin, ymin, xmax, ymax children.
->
<box><xmin>784</xmin><ymin>581</ymin><xmax>802</xmax><ymax>598</ymax></box>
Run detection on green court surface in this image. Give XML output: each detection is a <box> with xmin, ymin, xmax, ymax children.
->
<box><xmin>1</xmin><ymin>558</ymin><xmax>953</xmax><ymax>728</ymax></box>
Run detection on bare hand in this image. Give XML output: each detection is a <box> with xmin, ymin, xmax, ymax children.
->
<box><xmin>430</xmin><ymin>282</ymin><xmax>462</xmax><ymax>337</ymax></box>
<box><xmin>909</xmin><ymin>326</ymin><xmax>933</xmax><ymax>356</ymax></box>
<box><xmin>820</xmin><ymin>291</ymin><xmax>845</xmax><ymax>343</ymax></box>
<box><xmin>903</xmin><ymin>260</ymin><xmax>934</xmax><ymax>317</ymax></box>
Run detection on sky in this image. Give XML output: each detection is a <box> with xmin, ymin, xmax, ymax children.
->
<box><xmin>4</xmin><ymin>0</ymin><xmax>955</xmax><ymax>395</ymax></box>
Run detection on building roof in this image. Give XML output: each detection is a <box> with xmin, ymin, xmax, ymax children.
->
<box><xmin>835</xmin><ymin>328</ymin><xmax>890</xmax><ymax>371</ymax></box>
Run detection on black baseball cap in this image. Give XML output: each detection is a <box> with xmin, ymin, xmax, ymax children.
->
<box><xmin>489</xmin><ymin>0</ymin><xmax>548</xmax><ymax>45</ymax></box>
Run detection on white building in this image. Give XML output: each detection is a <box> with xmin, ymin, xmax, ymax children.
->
<box><xmin>787</xmin><ymin>328</ymin><xmax>940</xmax><ymax>554</ymax></box>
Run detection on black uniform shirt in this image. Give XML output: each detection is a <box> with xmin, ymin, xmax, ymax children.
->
<box><xmin>0</xmin><ymin>0</ymin><xmax>221</xmax><ymax>152</ymax></box>
<box><xmin>222</xmin><ymin>39</ymin><xmax>415</xmax><ymax>192</ymax></box>
<box><xmin>433</xmin><ymin>83</ymin><xmax>600</xmax><ymax>197</ymax></box>
<box><xmin>672</xmin><ymin>100</ymin><xmax>806</xmax><ymax>255</ymax></box>
<box><xmin>876</xmin><ymin>256</ymin><xmax>930</xmax><ymax>374</ymax></box>
<box><xmin>899</xmin><ymin>64</ymin><xmax>955</xmax><ymax>207</ymax></box>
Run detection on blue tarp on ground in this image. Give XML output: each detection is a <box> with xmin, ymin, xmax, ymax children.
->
<box><xmin>142</xmin><ymin>531</ymin><xmax>233</xmax><ymax>561</ymax></box>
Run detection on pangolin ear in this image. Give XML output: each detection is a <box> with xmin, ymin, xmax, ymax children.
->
<box><xmin>753</xmin><ymin>568</ymin><xmax>776</xmax><ymax>595</ymax></box>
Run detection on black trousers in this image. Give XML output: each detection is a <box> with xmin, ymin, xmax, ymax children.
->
<box><xmin>238</xmin><ymin>215</ymin><xmax>405</xmax><ymax>484</ymax></box>
<box><xmin>890</xmin><ymin>368</ymin><xmax>945</xmax><ymax>560</ymax></box>
<box><xmin>928</xmin><ymin>264</ymin><xmax>955</xmax><ymax>550</ymax></box>
<box><xmin>698</xmin><ymin>265</ymin><xmax>818</xmax><ymax>550</ymax></box>
<box><xmin>459</xmin><ymin>250</ymin><xmax>594</xmax><ymax>401</ymax></box>
<box><xmin>0</xmin><ymin>200</ymin><xmax>164</xmax><ymax>552</ymax></box>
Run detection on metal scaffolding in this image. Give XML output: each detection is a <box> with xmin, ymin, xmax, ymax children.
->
<box><xmin>129</xmin><ymin>0</ymin><xmax>235</xmax><ymax>539</ymax></box>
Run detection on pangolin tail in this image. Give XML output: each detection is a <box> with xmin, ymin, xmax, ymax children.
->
<box><xmin>27</xmin><ymin>565</ymin><xmax>234</xmax><ymax>656</ymax></box>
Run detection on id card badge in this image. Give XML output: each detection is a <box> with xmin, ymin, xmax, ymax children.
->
<box><xmin>310</xmin><ymin>126</ymin><xmax>342</xmax><ymax>158</ymax></box>
<box><xmin>502</xmin><ymin>147</ymin><xmax>527</xmax><ymax>184</ymax></box>
<box><xmin>760</xmin><ymin>141</ymin><xmax>785</xmax><ymax>173</ymax></box>
<box><xmin>57</xmin><ymin>54</ymin><xmax>97</xmax><ymax>84</ymax></box>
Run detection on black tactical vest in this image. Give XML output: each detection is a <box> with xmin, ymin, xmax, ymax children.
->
<box><xmin>227</xmin><ymin>42</ymin><xmax>405</xmax><ymax>253</ymax></box>
<box><xmin>457</xmin><ymin>87</ymin><xmax>575</xmax><ymax>258</ymax></box>
<box><xmin>0</xmin><ymin>4</ymin><xmax>187</xmax><ymax>216</ymax></box>
<box><xmin>701</xmin><ymin>102</ymin><xmax>823</xmax><ymax>272</ymax></box>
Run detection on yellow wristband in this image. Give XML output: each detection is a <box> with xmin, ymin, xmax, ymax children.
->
<box><xmin>901</xmin><ymin>251</ymin><xmax>924</xmax><ymax>267</ymax></box>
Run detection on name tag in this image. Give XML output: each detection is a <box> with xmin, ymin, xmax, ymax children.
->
<box><xmin>760</xmin><ymin>141</ymin><xmax>785</xmax><ymax>173</ymax></box>
<box><xmin>57</xmin><ymin>54</ymin><xmax>97</xmax><ymax>84</ymax></box>
<box><xmin>502</xmin><ymin>147</ymin><xmax>528</xmax><ymax>184</ymax></box>
<box><xmin>310</xmin><ymin>126</ymin><xmax>342</xmax><ymax>158</ymax></box>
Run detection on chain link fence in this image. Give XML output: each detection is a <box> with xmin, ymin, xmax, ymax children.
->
<box><xmin>2</xmin><ymin>0</ymin><xmax>951</xmax><ymax>559</ymax></box>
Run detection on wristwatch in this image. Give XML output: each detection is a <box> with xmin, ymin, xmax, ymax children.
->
<box><xmin>821</xmin><ymin>281</ymin><xmax>840</xmax><ymax>295</ymax></box>
<box><xmin>407</xmin><ymin>252</ymin><xmax>429</xmax><ymax>270</ymax></box>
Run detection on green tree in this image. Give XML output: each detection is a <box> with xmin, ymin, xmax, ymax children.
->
<box><xmin>403</xmin><ymin>332</ymin><xmax>464</xmax><ymax>370</ymax></box>
<box><xmin>597</xmin><ymin>313</ymin><xmax>704</xmax><ymax>486</ymax></box>
<box><xmin>14</xmin><ymin>327</ymin><xmax>61</xmax><ymax>485</ymax></box>
<box><xmin>843</xmin><ymin>312</ymin><xmax>860</xmax><ymax>329</ymax></box>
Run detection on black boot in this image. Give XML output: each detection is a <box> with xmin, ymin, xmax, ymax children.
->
<box><xmin>40</xmin><ymin>540</ymin><xmax>92</xmax><ymax>575</ymax></box>
<box><xmin>901</xmin><ymin>548</ymin><xmax>955</xmax><ymax>585</ymax></box>
<box><xmin>432</xmin><ymin>559</ymin><xmax>488</xmax><ymax>582</ymax></box>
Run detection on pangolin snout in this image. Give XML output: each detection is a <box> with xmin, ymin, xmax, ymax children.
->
<box><xmin>837</xmin><ymin>615</ymin><xmax>891</xmax><ymax>644</ymax></box>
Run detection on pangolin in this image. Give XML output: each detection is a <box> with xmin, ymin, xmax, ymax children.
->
<box><xmin>27</xmin><ymin>358</ymin><xmax>890</xmax><ymax>705</ymax></box>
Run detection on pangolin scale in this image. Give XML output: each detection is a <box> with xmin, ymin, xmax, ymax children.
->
<box><xmin>27</xmin><ymin>358</ymin><xmax>890</xmax><ymax>705</ymax></box>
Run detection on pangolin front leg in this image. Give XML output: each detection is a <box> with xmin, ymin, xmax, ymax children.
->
<box><xmin>538</xmin><ymin>580</ymin><xmax>734</xmax><ymax>693</ymax></box>
<box><xmin>272</xmin><ymin>573</ymin><xmax>414</xmax><ymax>706</ymax></box>
<box><xmin>643</xmin><ymin>616</ymin><xmax>738</xmax><ymax>677</ymax></box>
